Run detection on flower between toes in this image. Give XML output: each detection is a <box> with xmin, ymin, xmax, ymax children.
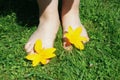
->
<box><xmin>65</xmin><ymin>26</ymin><xmax>88</xmax><ymax>50</ymax></box>
<box><xmin>26</xmin><ymin>40</ymin><xmax>56</xmax><ymax>66</ymax></box>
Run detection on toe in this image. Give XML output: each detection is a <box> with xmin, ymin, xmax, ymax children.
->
<box><xmin>83</xmin><ymin>37</ymin><xmax>90</xmax><ymax>43</ymax></box>
<box><xmin>24</xmin><ymin>42</ymin><xmax>34</xmax><ymax>53</ymax></box>
<box><xmin>62</xmin><ymin>37</ymin><xmax>73</xmax><ymax>51</ymax></box>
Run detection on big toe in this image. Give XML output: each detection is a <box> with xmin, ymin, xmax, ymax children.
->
<box><xmin>24</xmin><ymin>42</ymin><xmax>34</xmax><ymax>54</ymax></box>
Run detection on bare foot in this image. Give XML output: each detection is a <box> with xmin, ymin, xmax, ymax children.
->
<box><xmin>62</xmin><ymin>14</ymin><xmax>89</xmax><ymax>41</ymax></box>
<box><xmin>62</xmin><ymin>15</ymin><xmax>89</xmax><ymax>50</ymax></box>
<box><xmin>25</xmin><ymin>18</ymin><xmax>59</xmax><ymax>53</ymax></box>
<box><xmin>25</xmin><ymin>0</ymin><xmax>59</xmax><ymax>54</ymax></box>
<box><xmin>61</xmin><ymin>0</ymin><xmax>89</xmax><ymax>50</ymax></box>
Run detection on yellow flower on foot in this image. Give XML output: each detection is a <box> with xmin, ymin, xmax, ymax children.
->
<box><xmin>65</xmin><ymin>26</ymin><xmax>88</xmax><ymax>50</ymax></box>
<box><xmin>26</xmin><ymin>40</ymin><xmax>56</xmax><ymax>66</ymax></box>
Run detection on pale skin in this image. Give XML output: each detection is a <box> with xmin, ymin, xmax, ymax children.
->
<box><xmin>25</xmin><ymin>0</ymin><xmax>89</xmax><ymax>54</ymax></box>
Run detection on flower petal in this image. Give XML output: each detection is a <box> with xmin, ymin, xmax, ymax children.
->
<box><xmin>75</xmin><ymin>41</ymin><xmax>84</xmax><ymax>50</ymax></box>
<box><xmin>79</xmin><ymin>37</ymin><xmax>87</xmax><ymax>42</ymax></box>
<box><xmin>26</xmin><ymin>54</ymin><xmax>37</xmax><ymax>60</ymax></box>
<box><xmin>41</xmin><ymin>59</ymin><xmax>47</xmax><ymax>64</ymax></box>
<box><xmin>65</xmin><ymin>33</ymin><xmax>71</xmax><ymax>39</ymax></box>
<box><xmin>34</xmin><ymin>40</ymin><xmax>42</xmax><ymax>53</ymax></box>
<box><xmin>32</xmin><ymin>58</ymin><xmax>41</xmax><ymax>66</ymax></box>
<box><xmin>43</xmin><ymin>48</ymin><xmax>56</xmax><ymax>58</ymax></box>
<box><xmin>74</xmin><ymin>27</ymin><xmax>82</xmax><ymax>36</ymax></box>
<box><xmin>68</xmin><ymin>26</ymin><xmax>73</xmax><ymax>33</ymax></box>
<box><xmin>44</xmin><ymin>48</ymin><xmax>56</xmax><ymax>54</ymax></box>
<box><xmin>45</xmin><ymin>53</ymin><xmax>56</xmax><ymax>59</ymax></box>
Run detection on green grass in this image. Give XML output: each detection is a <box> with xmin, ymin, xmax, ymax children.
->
<box><xmin>0</xmin><ymin>0</ymin><xmax>120</xmax><ymax>80</ymax></box>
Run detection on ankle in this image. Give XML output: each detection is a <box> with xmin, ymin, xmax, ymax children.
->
<box><xmin>40</xmin><ymin>12</ymin><xmax>59</xmax><ymax>23</ymax></box>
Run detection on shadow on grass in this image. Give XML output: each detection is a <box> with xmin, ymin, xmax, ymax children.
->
<box><xmin>0</xmin><ymin>0</ymin><xmax>39</xmax><ymax>27</ymax></box>
<box><xmin>0</xmin><ymin>0</ymin><xmax>63</xmax><ymax>27</ymax></box>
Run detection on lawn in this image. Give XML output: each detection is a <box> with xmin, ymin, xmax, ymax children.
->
<box><xmin>0</xmin><ymin>0</ymin><xmax>120</xmax><ymax>80</ymax></box>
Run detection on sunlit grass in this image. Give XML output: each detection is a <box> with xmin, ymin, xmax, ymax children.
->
<box><xmin>0</xmin><ymin>0</ymin><xmax>120</xmax><ymax>79</ymax></box>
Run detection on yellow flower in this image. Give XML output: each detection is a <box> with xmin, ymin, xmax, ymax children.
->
<box><xmin>65</xmin><ymin>26</ymin><xmax>88</xmax><ymax>50</ymax></box>
<box><xmin>26</xmin><ymin>40</ymin><xmax>56</xmax><ymax>66</ymax></box>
